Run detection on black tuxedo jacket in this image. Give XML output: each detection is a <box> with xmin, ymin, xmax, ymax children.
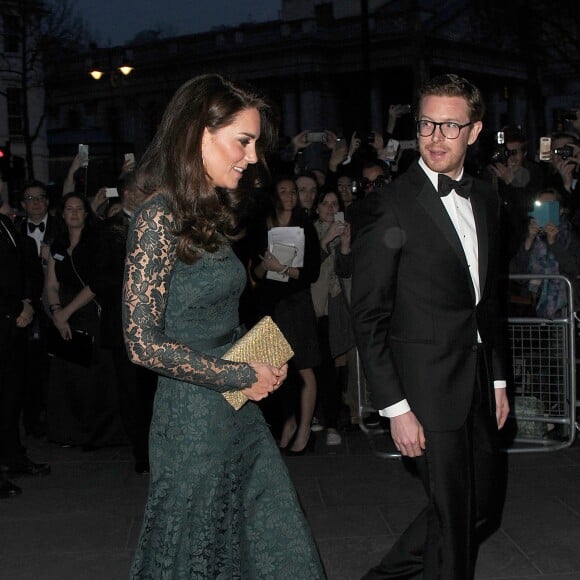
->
<box><xmin>0</xmin><ymin>214</ymin><xmax>43</xmax><ymax>318</ymax></box>
<box><xmin>352</xmin><ymin>161</ymin><xmax>507</xmax><ymax>431</ymax></box>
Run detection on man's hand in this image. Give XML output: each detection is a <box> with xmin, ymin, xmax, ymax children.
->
<box><xmin>489</xmin><ymin>163</ymin><xmax>515</xmax><ymax>185</ymax></box>
<box><xmin>16</xmin><ymin>300</ymin><xmax>34</xmax><ymax>328</ymax></box>
<box><xmin>390</xmin><ymin>411</ymin><xmax>425</xmax><ymax>457</ymax></box>
<box><xmin>495</xmin><ymin>388</ymin><xmax>510</xmax><ymax>430</ymax></box>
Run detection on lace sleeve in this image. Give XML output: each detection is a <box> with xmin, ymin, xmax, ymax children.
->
<box><xmin>122</xmin><ymin>197</ymin><xmax>256</xmax><ymax>392</ymax></box>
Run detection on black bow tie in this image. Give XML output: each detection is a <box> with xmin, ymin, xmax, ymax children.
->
<box><xmin>28</xmin><ymin>221</ymin><xmax>45</xmax><ymax>233</ymax></box>
<box><xmin>438</xmin><ymin>174</ymin><xmax>472</xmax><ymax>199</ymax></box>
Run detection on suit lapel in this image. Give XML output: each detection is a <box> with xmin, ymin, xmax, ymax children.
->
<box><xmin>416</xmin><ymin>177</ymin><xmax>472</xmax><ymax>274</ymax></box>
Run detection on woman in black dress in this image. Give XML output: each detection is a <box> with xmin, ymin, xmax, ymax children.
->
<box><xmin>45</xmin><ymin>193</ymin><xmax>123</xmax><ymax>448</ymax></box>
<box><xmin>252</xmin><ymin>176</ymin><xmax>321</xmax><ymax>453</ymax></box>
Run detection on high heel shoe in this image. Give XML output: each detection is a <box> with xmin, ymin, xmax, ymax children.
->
<box><xmin>285</xmin><ymin>432</ymin><xmax>316</xmax><ymax>456</ymax></box>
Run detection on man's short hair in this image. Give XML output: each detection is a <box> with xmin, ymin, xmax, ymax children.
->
<box><xmin>418</xmin><ymin>73</ymin><xmax>485</xmax><ymax>123</ymax></box>
<box><xmin>22</xmin><ymin>179</ymin><xmax>48</xmax><ymax>196</ymax></box>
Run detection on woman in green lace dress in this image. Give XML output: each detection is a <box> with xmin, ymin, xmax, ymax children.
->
<box><xmin>123</xmin><ymin>74</ymin><xmax>326</xmax><ymax>579</ymax></box>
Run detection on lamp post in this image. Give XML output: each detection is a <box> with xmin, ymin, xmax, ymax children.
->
<box><xmin>88</xmin><ymin>49</ymin><xmax>134</xmax><ymax>178</ymax></box>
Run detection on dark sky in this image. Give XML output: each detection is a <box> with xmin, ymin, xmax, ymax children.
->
<box><xmin>75</xmin><ymin>0</ymin><xmax>282</xmax><ymax>46</ymax></box>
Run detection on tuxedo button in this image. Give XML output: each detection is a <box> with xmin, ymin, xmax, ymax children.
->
<box><xmin>471</xmin><ymin>345</ymin><xmax>478</xmax><ymax>351</ymax></box>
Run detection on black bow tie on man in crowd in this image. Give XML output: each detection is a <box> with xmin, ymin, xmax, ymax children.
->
<box><xmin>438</xmin><ymin>173</ymin><xmax>473</xmax><ymax>199</ymax></box>
<box><xmin>28</xmin><ymin>221</ymin><xmax>45</xmax><ymax>233</ymax></box>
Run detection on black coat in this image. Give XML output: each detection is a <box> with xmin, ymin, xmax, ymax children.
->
<box><xmin>0</xmin><ymin>214</ymin><xmax>43</xmax><ymax>318</ymax></box>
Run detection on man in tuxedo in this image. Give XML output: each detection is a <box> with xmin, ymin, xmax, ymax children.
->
<box><xmin>352</xmin><ymin>74</ymin><xmax>510</xmax><ymax>579</ymax></box>
<box><xmin>15</xmin><ymin>180</ymin><xmax>62</xmax><ymax>437</ymax></box>
<box><xmin>0</xmin><ymin>212</ymin><xmax>51</xmax><ymax>498</ymax></box>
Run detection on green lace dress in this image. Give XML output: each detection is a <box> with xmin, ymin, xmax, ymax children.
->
<box><xmin>125</xmin><ymin>196</ymin><xmax>325</xmax><ymax>579</ymax></box>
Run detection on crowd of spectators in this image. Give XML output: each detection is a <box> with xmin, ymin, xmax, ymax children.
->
<box><xmin>1</xmin><ymin>101</ymin><xmax>579</xmax><ymax>497</ymax></box>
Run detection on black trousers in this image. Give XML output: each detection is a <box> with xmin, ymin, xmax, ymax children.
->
<box><xmin>362</xmin><ymin>351</ymin><xmax>507</xmax><ymax>580</ymax></box>
<box><xmin>0</xmin><ymin>318</ymin><xmax>26</xmax><ymax>466</ymax></box>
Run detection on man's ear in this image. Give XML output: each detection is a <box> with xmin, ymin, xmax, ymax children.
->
<box><xmin>468</xmin><ymin>121</ymin><xmax>483</xmax><ymax>146</ymax></box>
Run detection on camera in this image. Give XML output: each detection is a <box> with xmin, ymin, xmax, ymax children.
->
<box><xmin>490</xmin><ymin>131</ymin><xmax>513</xmax><ymax>164</ymax></box>
<box><xmin>490</xmin><ymin>145</ymin><xmax>518</xmax><ymax>165</ymax></box>
<box><xmin>553</xmin><ymin>145</ymin><xmax>574</xmax><ymax>160</ymax></box>
<box><xmin>306</xmin><ymin>131</ymin><xmax>327</xmax><ymax>143</ymax></box>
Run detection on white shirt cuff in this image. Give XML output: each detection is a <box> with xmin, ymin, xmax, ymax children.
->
<box><xmin>379</xmin><ymin>382</ymin><xmax>506</xmax><ymax>418</ymax></box>
<box><xmin>378</xmin><ymin>399</ymin><xmax>411</xmax><ymax>418</ymax></box>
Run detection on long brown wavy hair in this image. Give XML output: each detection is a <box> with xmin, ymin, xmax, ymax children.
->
<box><xmin>137</xmin><ymin>73</ymin><xmax>277</xmax><ymax>263</ymax></box>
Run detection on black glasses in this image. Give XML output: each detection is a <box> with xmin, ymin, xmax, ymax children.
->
<box><xmin>416</xmin><ymin>120</ymin><xmax>474</xmax><ymax>140</ymax></box>
<box><xmin>24</xmin><ymin>194</ymin><xmax>47</xmax><ymax>202</ymax></box>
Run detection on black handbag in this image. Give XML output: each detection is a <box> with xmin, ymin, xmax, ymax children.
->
<box><xmin>47</xmin><ymin>325</ymin><xmax>93</xmax><ymax>367</ymax></box>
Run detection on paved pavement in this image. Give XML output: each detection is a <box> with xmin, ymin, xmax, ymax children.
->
<box><xmin>1</xmin><ymin>427</ymin><xmax>579</xmax><ymax>580</ymax></box>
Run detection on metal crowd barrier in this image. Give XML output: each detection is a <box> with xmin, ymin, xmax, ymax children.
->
<box><xmin>506</xmin><ymin>274</ymin><xmax>577</xmax><ymax>453</ymax></box>
<box><xmin>354</xmin><ymin>274</ymin><xmax>578</xmax><ymax>458</ymax></box>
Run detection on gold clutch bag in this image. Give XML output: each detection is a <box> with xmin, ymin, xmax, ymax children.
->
<box><xmin>222</xmin><ymin>316</ymin><xmax>294</xmax><ymax>410</ymax></box>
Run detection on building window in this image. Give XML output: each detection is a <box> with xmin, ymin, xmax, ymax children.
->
<box><xmin>6</xmin><ymin>88</ymin><xmax>24</xmax><ymax>135</ymax></box>
<box><xmin>3</xmin><ymin>14</ymin><xmax>20</xmax><ymax>53</ymax></box>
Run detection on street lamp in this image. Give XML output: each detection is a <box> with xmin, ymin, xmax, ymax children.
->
<box><xmin>89</xmin><ymin>62</ymin><xmax>133</xmax><ymax>84</ymax></box>
<box><xmin>87</xmin><ymin>49</ymin><xmax>135</xmax><ymax>178</ymax></box>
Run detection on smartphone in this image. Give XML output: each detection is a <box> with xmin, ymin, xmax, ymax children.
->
<box><xmin>307</xmin><ymin>131</ymin><xmax>327</xmax><ymax>143</ymax></box>
<box><xmin>105</xmin><ymin>187</ymin><xmax>119</xmax><ymax>198</ymax></box>
<box><xmin>384</xmin><ymin>139</ymin><xmax>400</xmax><ymax>161</ymax></box>
<box><xmin>529</xmin><ymin>200</ymin><xmax>560</xmax><ymax>227</ymax></box>
<box><xmin>539</xmin><ymin>137</ymin><xmax>551</xmax><ymax>161</ymax></box>
<box><xmin>124</xmin><ymin>152</ymin><xmax>135</xmax><ymax>164</ymax></box>
<box><xmin>78</xmin><ymin>144</ymin><xmax>89</xmax><ymax>168</ymax></box>
<box><xmin>334</xmin><ymin>211</ymin><xmax>345</xmax><ymax>223</ymax></box>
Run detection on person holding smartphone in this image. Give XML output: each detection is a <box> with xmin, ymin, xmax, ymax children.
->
<box><xmin>510</xmin><ymin>188</ymin><xmax>580</xmax><ymax>318</ymax></box>
<box><xmin>310</xmin><ymin>188</ymin><xmax>354</xmax><ymax>446</ymax></box>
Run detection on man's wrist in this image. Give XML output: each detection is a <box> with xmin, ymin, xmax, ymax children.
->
<box><xmin>379</xmin><ymin>399</ymin><xmax>411</xmax><ymax>418</ymax></box>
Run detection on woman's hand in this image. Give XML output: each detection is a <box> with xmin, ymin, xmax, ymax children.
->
<box><xmin>259</xmin><ymin>251</ymin><xmax>284</xmax><ymax>273</ymax></box>
<box><xmin>16</xmin><ymin>300</ymin><xmax>34</xmax><ymax>328</ymax></box>
<box><xmin>524</xmin><ymin>218</ymin><xmax>541</xmax><ymax>251</ymax></box>
<box><xmin>544</xmin><ymin>222</ymin><xmax>559</xmax><ymax>245</ymax></box>
<box><xmin>242</xmin><ymin>362</ymin><xmax>287</xmax><ymax>401</ymax></box>
<box><xmin>327</xmin><ymin>139</ymin><xmax>347</xmax><ymax>172</ymax></box>
<box><xmin>340</xmin><ymin>221</ymin><xmax>351</xmax><ymax>252</ymax></box>
<box><xmin>55</xmin><ymin>321</ymin><xmax>72</xmax><ymax>340</ymax></box>
<box><xmin>291</xmin><ymin>130</ymin><xmax>311</xmax><ymax>154</ymax></box>
<box><xmin>52</xmin><ymin>307</ymin><xmax>70</xmax><ymax>327</ymax></box>
<box><xmin>321</xmin><ymin>221</ymin><xmax>345</xmax><ymax>248</ymax></box>
<box><xmin>90</xmin><ymin>187</ymin><xmax>107</xmax><ymax>215</ymax></box>
<box><xmin>347</xmin><ymin>132</ymin><xmax>361</xmax><ymax>159</ymax></box>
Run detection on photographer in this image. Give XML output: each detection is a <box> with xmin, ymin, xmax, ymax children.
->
<box><xmin>544</xmin><ymin>132</ymin><xmax>579</xmax><ymax>197</ymax></box>
<box><xmin>484</xmin><ymin>126</ymin><xmax>543</xmax><ymax>260</ymax></box>
<box><xmin>510</xmin><ymin>188</ymin><xmax>580</xmax><ymax>318</ymax></box>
